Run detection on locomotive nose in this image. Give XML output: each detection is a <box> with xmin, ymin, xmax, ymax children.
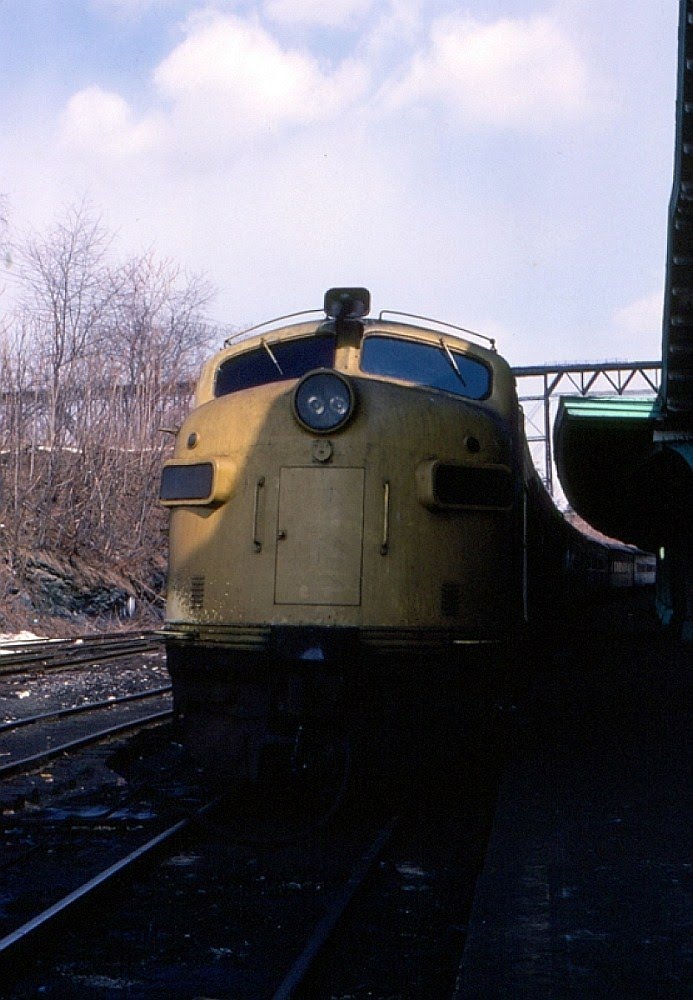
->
<box><xmin>292</xmin><ymin>370</ymin><xmax>356</xmax><ymax>433</ymax></box>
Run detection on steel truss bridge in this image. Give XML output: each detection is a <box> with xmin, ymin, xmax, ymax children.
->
<box><xmin>513</xmin><ymin>361</ymin><xmax>662</xmax><ymax>496</ymax></box>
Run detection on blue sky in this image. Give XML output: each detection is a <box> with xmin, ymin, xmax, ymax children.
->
<box><xmin>0</xmin><ymin>0</ymin><xmax>680</xmax><ymax>366</ymax></box>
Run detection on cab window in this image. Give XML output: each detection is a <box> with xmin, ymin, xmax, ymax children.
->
<box><xmin>215</xmin><ymin>335</ymin><xmax>336</xmax><ymax>396</ymax></box>
<box><xmin>360</xmin><ymin>335</ymin><xmax>491</xmax><ymax>400</ymax></box>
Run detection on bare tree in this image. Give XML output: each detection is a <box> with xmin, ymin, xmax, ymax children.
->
<box><xmin>87</xmin><ymin>251</ymin><xmax>214</xmax><ymax>560</ymax></box>
<box><xmin>17</xmin><ymin>203</ymin><xmax>116</xmax><ymax>441</ymax></box>
<box><xmin>13</xmin><ymin>203</ymin><xmax>117</xmax><ymax>548</ymax></box>
<box><xmin>0</xmin><ymin>203</ymin><xmax>217</xmax><ymax>619</ymax></box>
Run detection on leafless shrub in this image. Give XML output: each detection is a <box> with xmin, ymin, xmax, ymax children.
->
<box><xmin>0</xmin><ymin>203</ymin><xmax>217</xmax><ymax>620</ymax></box>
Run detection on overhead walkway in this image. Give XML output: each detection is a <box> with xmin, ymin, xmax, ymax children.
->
<box><xmin>513</xmin><ymin>363</ymin><xmax>661</xmax><ymax>494</ymax></box>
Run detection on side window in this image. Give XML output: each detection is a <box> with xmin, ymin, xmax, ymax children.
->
<box><xmin>360</xmin><ymin>335</ymin><xmax>491</xmax><ymax>399</ymax></box>
<box><xmin>215</xmin><ymin>335</ymin><xmax>336</xmax><ymax>396</ymax></box>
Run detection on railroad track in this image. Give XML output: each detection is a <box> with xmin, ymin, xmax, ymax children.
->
<box><xmin>271</xmin><ymin>818</ymin><xmax>399</xmax><ymax>999</ymax></box>
<box><xmin>0</xmin><ymin>639</ymin><xmax>505</xmax><ymax>997</ymax></box>
<box><xmin>0</xmin><ymin>693</ymin><xmax>199</xmax><ymax>990</ymax></box>
<box><xmin>0</xmin><ymin>691</ymin><xmax>172</xmax><ymax>780</ymax></box>
<box><xmin>0</xmin><ymin>630</ymin><xmax>162</xmax><ymax>676</ymax></box>
<box><xmin>0</xmin><ymin>800</ymin><xmax>400</xmax><ymax>999</ymax></box>
<box><xmin>0</xmin><ymin>773</ymin><xmax>499</xmax><ymax>998</ymax></box>
<box><xmin>0</xmin><ymin>797</ymin><xmax>221</xmax><ymax>969</ymax></box>
<box><xmin>1</xmin><ymin>629</ymin><xmax>171</xmax><ymax>780</ymax></box>
<box><xmin>0</xmin><ymin>684</ymin><xmax>172</xmax><ymax>737</ymax></box>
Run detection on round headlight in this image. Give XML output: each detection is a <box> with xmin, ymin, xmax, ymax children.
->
<box><xmin>293</xmin><ymin>370</ymin><xmax>355</xmax><ymax>433</ymax></box>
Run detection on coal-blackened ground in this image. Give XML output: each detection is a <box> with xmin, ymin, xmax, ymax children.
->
<box><xmin>2</xmin><ymin>696</ymin><xmax>508</xmax><ymax>999</ymax></box>
<box><xmin>5</xmin><ymin>594</ymin><xmax>678</xmax><ymax>999</ymax></box>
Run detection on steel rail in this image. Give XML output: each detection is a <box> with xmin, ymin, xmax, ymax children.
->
<box><xmin>0</xmin><ymin>628</ymin><xmax>153</xmax><ymax>646</ymax></box>
<box><xmin>0</xmin><ymin>631</ymin><xmax>157</xmax><ymax>656</ymax></box>
<box><xmin>0</xmin><ymin>630</ymin><xmax>158</xmax><ymax>656</ymax></box>
<box><xmin>0</xmin><ymin>797</ymin><xmax>221</xmax><ymax>962</ymax></box>
<box><xmin>0</xmin><ymin>633</ymin><xmax>162</xmax><ymax>677</ymax></box>
<box><xmin>0</xmin><ymin>708</ymin><xmax>172</xmax><ymax>779</ymax></box>
<box><xmin>271</xmin><ymin>818</ymin><xmax>399</xmax><ymax>1000</ymax></box>
<box><xmin>0</xmin><ymin>684</ymin><xmax>172</xmax><ymax>734</ymax></box>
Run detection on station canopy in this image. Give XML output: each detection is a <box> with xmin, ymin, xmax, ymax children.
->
<box><xmin>553</xmin><ymin>397</ymin><xmax>658</xmax><ymax>547</ymax></box>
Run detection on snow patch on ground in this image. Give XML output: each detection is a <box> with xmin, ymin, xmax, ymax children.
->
<box><xmin>0</xmin><ymin>630</ymin><xmax>45</xmax><ymax>647</ymax></box>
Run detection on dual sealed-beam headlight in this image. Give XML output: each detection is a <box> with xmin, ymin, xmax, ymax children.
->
<box><xmin>293</xmin><ymin>370</ymin><xmax>355</xmax><ymax>433</ymax></box>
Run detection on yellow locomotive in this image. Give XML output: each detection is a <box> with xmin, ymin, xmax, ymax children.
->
<box><xmin>159</xmin><ymin>288</ymin><xmax>642</xmax><ymax>780</ymax></box>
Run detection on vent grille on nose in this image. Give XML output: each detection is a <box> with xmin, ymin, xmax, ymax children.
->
<box><xmin>190</xmin><ymin>576</ymin><xmax>205</xmax><ymax>610</ymax></box>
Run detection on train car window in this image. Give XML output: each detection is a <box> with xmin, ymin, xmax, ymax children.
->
<box><xmin>215</xmin><ymin>335</ymin><xmax>336</xmax><ymax>396</ymax></box>
<box><xmin>360</xmin><ymin>335</ymin><xmax>491</xmax><ymax>399</ymax></box>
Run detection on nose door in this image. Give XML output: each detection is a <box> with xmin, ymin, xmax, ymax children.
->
<box><xmin>274</xmin><ymin>467</ymin><xmax>365</xmax><ymax>605</ymax></box>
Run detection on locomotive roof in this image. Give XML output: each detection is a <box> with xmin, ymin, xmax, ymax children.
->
<box><xmin>219</xmin><ymin>287</ymin><xmax>498</xmax><ymax>362</ymax></box>
<box><xmin>220</xmin><ymin>316</ymin><xmax>498</xmax><ymax>361</ymax></box>
<box><xmin>226</xmin><ymin>306</ymin><xmax>495</xmax><ymax>350</ymax></box>
<box><xmin>194</xmin><ymin>290</ymin><xmax>515</xmax><ymax>413</ymax></box>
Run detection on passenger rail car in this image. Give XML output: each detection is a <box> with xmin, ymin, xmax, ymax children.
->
<box><xmin>159</xmin><ymin>288</ymin><xmax>652</xmax><ymax>779</ymax></box>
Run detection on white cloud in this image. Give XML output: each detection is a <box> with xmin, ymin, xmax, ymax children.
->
<box><xmin>366</xmin><ymin>0</ymin><xmax>426</xmax><ymax>54</ymax></box>
<box><xmin>152</xmin><ymin>11</ymin><xmax>370</xmax><ymax>145</ymax></box>
<box><xmin>613</xmin><ymin>289</ymin><xmax>663</xmax><ymax>341</ymax></box>
<box><xmin>60</xmin><ymin>86</ymin><xmax>161</xmax><ymax>156</ymax></box>
<box><xmin>11</xmin><ymin>2</ymin><xmax>670</xmax><ymax>372</ymax></box>
<box><xmin>59</xmin><ymin>7</ymin><xmax>611</xmax><ymax>168</ymax></box>
<box><xmin>263</xmin><ymin>0</ymin><xmax>373</xmax><ymax>29</ymax></box>
<box><xmin>379</xmin><ymin>13</ymin><xmax>609</xmax><ymax>131</ymax></box>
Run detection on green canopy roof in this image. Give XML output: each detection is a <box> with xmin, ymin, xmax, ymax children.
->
<box><xmin>554</xmin><ymin>396</ymin><xmax>658</xmax><ymax>546</ymax></box>
<box><xmin>557</xmin><ymin>397</ymin><xmax>658</xmax><ymax>421</ymax></box>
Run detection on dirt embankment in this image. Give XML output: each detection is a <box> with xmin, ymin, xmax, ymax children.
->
<box><xmin>0</xmin><ymin>550</ymin><xmax>165</xmax><ymax>637</ymax></box>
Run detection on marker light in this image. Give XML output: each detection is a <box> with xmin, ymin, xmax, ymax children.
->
<box><xmin>323</xmin><ymin>287</ymin><xmax>370</xmax><ymax>320</ymax></box>
<box><xmin>293</xmin><ymin>370</ymin><xmax>355</xmax><ymax>432</ymax></box>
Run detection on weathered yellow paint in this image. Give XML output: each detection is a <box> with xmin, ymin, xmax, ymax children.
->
<box><xmin>274</xmin><ymin>467</ymin><xmax>364</xmax><ymax>605</ymax></box>
<box><xmin>163</xmin><ymin>318</ymin><xmax>523</xmax><ymax>638</ymax></box>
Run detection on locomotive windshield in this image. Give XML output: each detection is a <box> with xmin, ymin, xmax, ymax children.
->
<box><xmin>216</xmin><ymin>334</ymin><xmax>336</xmax><ymax>396</ymax></box>
<box><xmin>360</xmin><ymin>335</ymin><xmax>491</xmax><ymax>399</ymax></box>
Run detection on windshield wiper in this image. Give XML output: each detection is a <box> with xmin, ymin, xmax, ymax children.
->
<box><xmin>261</xmin><ymin>338</ymin><xmax>284</xmax><ymax>376</ymax></box>
<box><xmin>439</xmin><ymin>338</ymin><xmax>467</xmax><ymax>386</ymax></box>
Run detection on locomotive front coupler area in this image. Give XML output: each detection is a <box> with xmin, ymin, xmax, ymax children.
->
<box><xmin>166</xmin><ymin>631</ymin><xmax>358</xmax><ymax>782</ymax></box>
<box><xmin>269</xmin><ymin>624</ymin><xmax>361</xmax><ymax>665</ymax></box>
<box><xmin>262</xmin><ymin>625</ymin><xmax>358</xmax><ymax>721</ymax></box>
